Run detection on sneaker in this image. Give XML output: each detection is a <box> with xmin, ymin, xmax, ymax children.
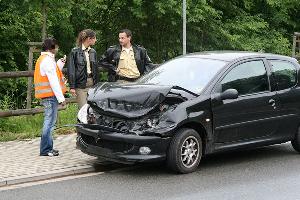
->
<box><xmin>47</xmin><ymin>151</ymin><xmax>59</xmax><ymax>156</ymax></box>
<box><xmin>40</xmin><ymin>150</ymin><xmax>59</xmax><ymax>157</ymax></box>
<box><xmin>52</xmin><ymin>149</ymin><xmax>59</xmax><ymax>154</ymax></box>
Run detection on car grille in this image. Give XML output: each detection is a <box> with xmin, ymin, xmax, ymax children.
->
<box><xmin>91</xmin><ymin>112</ymin><xmax>160</xmax><ymax>133</ymax></box>
<box><xmin>80</xmin><ymin>133</ymin><xmax>134</xmax><ymax>153</ymax></box>
<box><xmin>94</xmin><ymin>114</ymin><xmax>133</xmax><ymax>133</ymax></box>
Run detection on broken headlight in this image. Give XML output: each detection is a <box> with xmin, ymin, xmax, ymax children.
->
<box><xmin>77</xmin><ymin>104</ymin><xmax>89</xmax><ymax>124</ymax></box>
<box><xmin>77</xmin><ymin>104</ymin><xmax>96</xmax><ymax>124</ymax></box>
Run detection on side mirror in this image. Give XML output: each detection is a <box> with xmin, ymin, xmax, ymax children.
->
<box><xmin>220</xmin><ymin>89</ymin><xmax>238</xmax><ymax>100</ymax></box>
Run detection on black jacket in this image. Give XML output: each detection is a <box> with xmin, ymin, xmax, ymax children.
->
<box><xmin>67</xmin><ymin>47</ymin><xmax>99</xmax><ymax>89</ymax></box>
<box><xmin>99</xmin><ymin>44</ymin><xmax>155</xmax><ymax>81</ymax></box>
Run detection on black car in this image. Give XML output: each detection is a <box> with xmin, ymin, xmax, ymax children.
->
<box><xmin>76</xmin><ymin>51</ymin><xmax>300</xmax><ymax>173</ymax></box>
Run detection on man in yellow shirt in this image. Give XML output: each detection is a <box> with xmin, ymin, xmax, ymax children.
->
<box><xmin>99</xmin><ymin>29</ymin><xmax>155</xmax><ymax>82</ymax></box>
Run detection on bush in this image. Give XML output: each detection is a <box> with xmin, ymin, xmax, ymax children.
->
<box><xmin>0</xmin><ymin>103</ymin><xmax>78</xmax><ymax>142</ymax></box>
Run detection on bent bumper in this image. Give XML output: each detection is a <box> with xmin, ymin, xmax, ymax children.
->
<box><xmin>76</xmin><ymin>124</ymin><xmax>171</xmax><ymax>164</ymax></box>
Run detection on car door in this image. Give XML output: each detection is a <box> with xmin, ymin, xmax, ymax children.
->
<box><xmin>211</xmin><ymin>59</ymin><xmax>282</xmax><ymax>144</ymax></box>
<box><xmin>267</xmin><ymin>59</ymin><xmax>300</xmax><ymax>139</ymax></box>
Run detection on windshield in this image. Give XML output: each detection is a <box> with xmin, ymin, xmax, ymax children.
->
<box><xmin>137</xmin><ymin>57</ymin><xmax>227</xmax><ymax>94</ymax></box>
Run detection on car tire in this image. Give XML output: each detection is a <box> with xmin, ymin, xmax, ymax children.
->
<box><xmin>167</xmin><ymin>128</ymin><xmax>202</xmax><ymax>174</ymax></box>
<box><xmin>291</xmin><ymin>127</ymin><xmax>300</xmax><ymax>153</ymax></box>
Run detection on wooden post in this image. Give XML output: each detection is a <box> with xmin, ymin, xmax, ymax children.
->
<box><xmin>0</xmin><ymin>105</ymin><xmax>67</xmax><ymax>118</ymax></box>
<box><xmin>0</xmin><ymin>67</ymin><xmax>99</xmax><ymax>78</ymax></box>
<box><xmin>42</xmin><ymin>0</ymin><xmax>47</xmax><ymax>40</ymax></box>
<box><xmin>298</xmin><ymin>36</ymin><xmax>300</xmax><ymax>58</ymax></box>
<box><xmin>0</xmin><ymin>71</ymin><xmax>34</xmax><ymax>78</ymax></box>
<box><xmin>292</xmin><ymin>35</ymin><xmax>296</xmax><ymax>58</ymax></box>
<box><xmin>26</xmin><ymin>46</ymin><xmax>34</xmax><ymax>109</ymax></box>
<box><xmin>294</xmin><ymin>32</ymin><xmax>300</xmax><ymax>59</ymax></box>
<box><xmin>26</xmin><ymin>43</ymin><xmax>42</xmax><ymax>109</ymax></box>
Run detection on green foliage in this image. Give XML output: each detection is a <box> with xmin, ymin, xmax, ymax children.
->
<box><xmin>0</xmin><ymin>0</ymin><xmax>300</xmax><ymax>111</ymax></box>
<box><xmin>0</xmin><ymin>103</ymin><xmax>77</xmax><ymax>141</ymax></box>
<box><xmin>99</xmin><ymin>71</ymin><xmax>108</xmax><ymax>82</ymax></box>
<box><xmin>0</xmin><ymin>78</ymin><xmax>28</xmax><ymax>109</ymax></box>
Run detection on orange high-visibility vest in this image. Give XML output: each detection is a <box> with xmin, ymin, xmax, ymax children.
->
<box><xmin>34</xmin><ymin>54</ymin><xmax>66</xmax><ymax>99</ymax></box>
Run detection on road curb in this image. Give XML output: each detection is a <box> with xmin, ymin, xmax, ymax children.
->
<box><xmin>1</xmin><ymin>165</ymin><xmax>96</xmax><ymax>187</ymax></box>
<box><xmin>0</xmin><ymin>179</ymin><xmax>6</xmax><ymax>187</ymax></box>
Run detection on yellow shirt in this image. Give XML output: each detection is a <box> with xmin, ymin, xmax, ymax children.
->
<box><xmin>82</xmin><ymin>45</ymin><xmax>91</xmax><ymax>74</ymax></box>
<box><xmin>117</xmin><ymin>46</ymin><xmax>140</xmax><ymax>78</ymax></box>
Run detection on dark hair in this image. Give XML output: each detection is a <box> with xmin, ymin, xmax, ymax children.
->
<box><xmin>76</xmin><ymin>29</ymin><xmax>96</xmax><ymax>46</ymax></box>
<box><xmin>42</xmin><ymin>38</ymin><xmax>58</xmax><ymax>51</ymax></box>
<box><xmin>119</xmin><ymin>29</ymin><xmax>132</xmax><ymax>38</ymax></box>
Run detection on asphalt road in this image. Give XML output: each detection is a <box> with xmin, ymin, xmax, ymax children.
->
<box><xmin>1</xmin><ymin>142</ymin><xmax>300</xmax><ymax>200</ymax></box>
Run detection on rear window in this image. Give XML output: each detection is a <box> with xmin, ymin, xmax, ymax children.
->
<box><xmin>269</xmin><ymin>60</ymin><xmax>297</xmax><ymax>90</ymax></box>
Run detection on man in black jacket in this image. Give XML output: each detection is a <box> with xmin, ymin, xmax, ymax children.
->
<box><xmin>99</xmin><ymin>29</ymin><xmax>155</xmax><ymax>82</ymax></box>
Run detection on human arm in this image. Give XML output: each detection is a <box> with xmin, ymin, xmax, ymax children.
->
<box><xmin>91</xmin><ymin>50</ymin><xmax>99</xmax><ymax>85</ymax></box>
<box><xmin>40</xmin><ymin>57</ymin><xmax>65</xmax><ymax>103</ymax></box>
<box><xmin>98</xmin><ymin>47</ymin><xmax>116</xmax><ymax>71</ymax></box>
<box><xmin>98</xmin><ymin>47</ymin><xmax>119</xmax><ymax>82</ymax></box>
<box><xmin>143</xmin><ymin>49</ymin><xmax>156</xmax><ymax>74</ymax></box>
<box><xmin>66</xmin><ymin>50</ymin><xmax>76</xmax><ymax>89</ymax></box>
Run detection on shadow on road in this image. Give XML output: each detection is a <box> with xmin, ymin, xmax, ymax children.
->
<box><xmin>95</xmin><ymin>142</ymin><xmax>299</xmax><ymax>176</ymax></box>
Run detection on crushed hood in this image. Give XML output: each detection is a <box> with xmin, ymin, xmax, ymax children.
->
<box><xmin>87</xmin><ymin>82</ymin><xmax>174</xmax><ymax>118</ymax></box>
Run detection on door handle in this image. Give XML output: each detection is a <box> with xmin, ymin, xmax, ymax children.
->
<box><xmin>268</xmin><ymin>99</ymin><xmax>276</xmax><ymax>107</ymax></box>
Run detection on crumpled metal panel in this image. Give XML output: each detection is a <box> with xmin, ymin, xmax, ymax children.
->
<box><xmin>87</xmin><ymin>82</ymin><xmax>174</xmax><ymax>118</ymax></box>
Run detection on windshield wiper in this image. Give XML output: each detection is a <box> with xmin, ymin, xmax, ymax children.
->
<box><xmin>171</xmin><ymin>86</ymin><xmax>199</xmax><ymax>97</ymax></box>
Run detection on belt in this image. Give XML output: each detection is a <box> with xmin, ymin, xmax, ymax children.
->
<box><xmin>87</xmin><ymin>73</ymin><xmax>93</xmax><ymax>78</ymax></box>
<box><xmin>117</xmin><ymin>75</ymin><xmax>138</xmax><ymax>82</ymax></box>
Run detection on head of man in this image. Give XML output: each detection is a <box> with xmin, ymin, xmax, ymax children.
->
<box><xmin>42</xmin><ymin>38</ymin><xmax>59</xmax><ymax>54</ymax></box>
<box><xmin>119</xmin><ymin>29</ymin><xmax>132</xmax><ymax>48</ymax></box>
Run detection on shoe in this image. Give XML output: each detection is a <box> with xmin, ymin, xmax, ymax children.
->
<box><xmin>40</xmin><ymin>150</ymin><xmax>59</xmax><ymax>157</ymax></box>
<box><xmin>52</xmin><ymin>149</ymin><xmax>59</xmax><ymax>154</ymax></box>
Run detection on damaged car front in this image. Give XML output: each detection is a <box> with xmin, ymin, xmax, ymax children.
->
<box><xmin>76</xmin><ymin>55</ymin><xmax>226</xmax><ymax>170</ymax></box>
<box><xmin>76</xmin><ymin>83</ymin><xmax>197</xmax><ymax>163</ymax></box>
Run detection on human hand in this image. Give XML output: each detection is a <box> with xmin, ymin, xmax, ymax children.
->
<box><xmin>57</xmin><ymin>55</ymin><xmax>66</xmax><ymax>68</ymax></box>
<box><xmin>61</xmin><ymin>55</ymin><xmax>67</xmax><ymax>63</ymax></box>
<box><xmin>70</xmin><ymin>89</ymin><xmax>77</xmax><ymax>97</ymax></box>
<box><xmin>60</xmin><ymin>101</ymin><xmax>66</xmax><ymax>107</ymax></box>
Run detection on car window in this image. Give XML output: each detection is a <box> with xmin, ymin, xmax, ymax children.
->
<box><xmin>138</xmin><ymin>57</ymin><xmax>226</xmax><ymax>94</ymax></box>
<box><xmin>269</xmin><ymin>60</ymin><xmax>297</xmax><ymax>90</ymax></box>
<box><xmin>221</xmin><ymin>60</ymin><xmax>269</xmax><ymax>95</ymax></box>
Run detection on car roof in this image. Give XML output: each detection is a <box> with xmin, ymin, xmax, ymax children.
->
<box><xmin>184</xmin><ymin>51</ymin><xmax>298</xmax><ymax>63</ymax></box>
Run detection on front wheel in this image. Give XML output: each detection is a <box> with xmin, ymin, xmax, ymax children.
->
<box><xmin>167</xmin><ymin>128</ymin><xmax>202</xmax><ymax>174</ymax></box>
<box><xmin>291</xmin><ymin>127</ymin><xmax>300</xmax><ymax>153</ymax></box>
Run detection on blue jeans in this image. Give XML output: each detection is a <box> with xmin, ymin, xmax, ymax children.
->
<box><xmin>40</xmin><ymin>96</ymin><xmax>58</xmax><ymax>155</ymax></box>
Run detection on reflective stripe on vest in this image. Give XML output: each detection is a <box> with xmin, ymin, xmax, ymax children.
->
<box><xmin>34</xmin><ymin>55</ymin><xmax>66</xmax><ymax>99</ymax></box>
<box><xmin>34</xmin><ymin>78</ymin><xmax>65</xmax><ymax>87</ymax></box>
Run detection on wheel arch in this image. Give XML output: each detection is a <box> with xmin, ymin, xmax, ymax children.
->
<box><xmin>179</xmin><ymin>122</ymin><xmax>208</xmax><ymax>154</ymax></box>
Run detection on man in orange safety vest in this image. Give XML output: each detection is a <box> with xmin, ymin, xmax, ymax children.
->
<box><xmin>34</xmin><ymin>38</ymin><xmax>66</xmax><ymax>157</ymax></box>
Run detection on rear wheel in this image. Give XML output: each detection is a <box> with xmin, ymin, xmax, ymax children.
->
<box><xmin>167</xmin><ymin>128</ymin><xmax>202</xmax><ymax>173</ymax></box>
<box><xmin>291</xmin><ymin>127</ymin><xmax>300</xmax><ymax>153</ymax></box>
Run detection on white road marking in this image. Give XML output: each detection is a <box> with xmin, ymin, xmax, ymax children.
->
<box><xmin>0</xmin><ymin>172</ymin><xmax>104</xmax><ymax>191</ymax></box>
<box><xmin>0</xmin><ymin>164</ymin><xmax>143</xmax><ymax>191</ymax></box>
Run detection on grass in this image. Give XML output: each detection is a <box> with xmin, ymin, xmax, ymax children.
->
<box><xmin>0</xmin><ymin>104</ymin><xmax>78</xmax><ymax>142</ymax></box>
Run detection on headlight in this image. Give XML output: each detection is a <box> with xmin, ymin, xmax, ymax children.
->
<box><xmin>77</xmin><ymin>104</ymin><xmax>89</xmax><ymax>124</ymax></box>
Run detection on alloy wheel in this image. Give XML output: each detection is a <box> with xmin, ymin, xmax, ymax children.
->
<box><xmin>180</xmin><ymin>136</ymin><xmax>200</xmax><ymax>168</ymax></box>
